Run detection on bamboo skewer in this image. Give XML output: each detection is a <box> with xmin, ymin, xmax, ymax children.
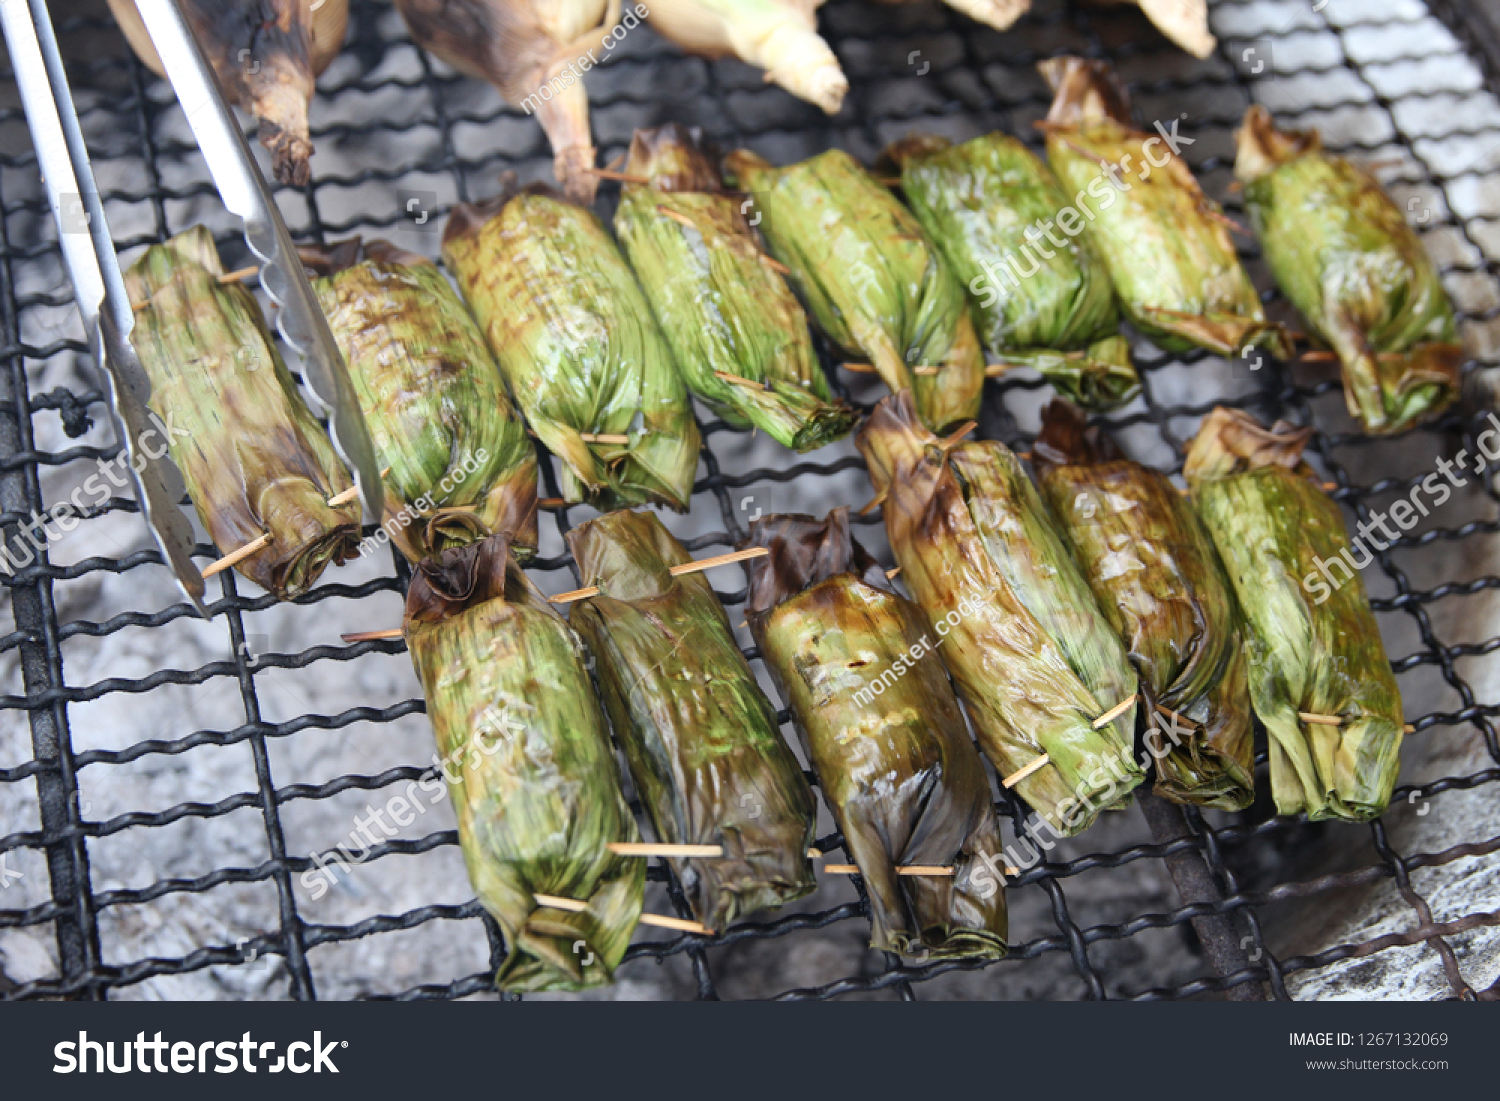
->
<box><xmin>713</xmin><ymin>369</ymin><xmax>768</xmax><ymax>390</ymax></box>
<box><xmin>217</xmin><ymin>265</ymin><xmax>259</xmax><ymax>285</ymax></box>
<box><xmin>1298</xmin><ymin>710</ymin><xmax>1416</xmax><ymax>734</ymax></box>
<box><xmin>1092</xmin><ymin>695</ymin><xmax>1138</xmax><ymax>730</ymax></box>
<box><xmin>608</xmin><ymin>843</ymin><xmax>825</xmax><ymax>859</ymax></box>
<box><xmin>202</xmin><ymin>532</ymin><xmax>273</xmax><ymax>578</ymax></box>
<box><xmin>340</xmin><ymin>547</ymin><xmax>775</xmax><ymax>640</ymax></box>
<box><xmin>841</xmin><ymin>362</ymin><xmax>878</xmax><ymax>374</ymax></box>
<box><xmin>759</xmin><ymin>254</ymin><xmax>791</xmax><ymax>275</ymax></box>
<box><xmin>548</xmin><ymin>546</ymin><xmax>770</xmax><ymax>604</ymax></box>
<box><xmin>205</xmin><ymin>468</ymin><xmax>390</xmax><ymax>578</ymax></box>
<box><xmin>533</xmin><ymin>892</ymin><xmax>709</xmax><ymax>935</ymax></box>
<box><xmin>1001</xmin><ymin>753</ymin><xmax>1050</xmax><ymax>789</ymax></box>
<box><xmin>579</xmin><ymin>432</ymin><xmax>631</xmax><ymax>445</ymax></box>
<box><xmin>657</xmin><ymin>205</ymin><xmax>698</xmax><ymax>228</ymax></box>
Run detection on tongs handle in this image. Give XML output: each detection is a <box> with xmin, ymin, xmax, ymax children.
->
<box><xmin>134</xmin><ymin>0</ymin><xmax>385</xmax><ymax>522</ymax></box>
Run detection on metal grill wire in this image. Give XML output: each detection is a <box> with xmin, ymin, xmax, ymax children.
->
<box><xmin>2</xmin><ymin>0</ymin><xmax>1500</xmax><ymax>1001</ymax></box>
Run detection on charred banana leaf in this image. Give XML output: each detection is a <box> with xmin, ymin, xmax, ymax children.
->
<box><xmin>887</xmin><ymin>132</ymin><xmax>1139</xmax><ymax>410</ymax></box>
<box><xmin>567</xmin><ymin>510</ymin><xmax>816</xmax><ymax>931</ymax></box>
<box><xmin>1236</xmin><ymin>106</ymin><xmax>1462</xmax><ymax>435</ymax></box>
<box><xmin>644</xmin><ymin>1</ymin><xmax>848</xmax><ymax>114</ymax></box>
<box><xmin>109</xmin><ymin>0</ymin><xmax>347</xmax><ymax>185</ymax></box>
<box><xmin>857</xmin><ymin>391</ymin><xmax>1143</xmax><ymax>835</ymax></box>
<box><xmin>1039</xmin><ymin>57</ymin><xmax>1292</xmax><ymax>361</ymax></box>
<box><xmin>743</xmin><ymin>509</ymin><xmax>1007</xmax><ymax>958</ymax></box>
<box><xmin>1185</xmin><ymin>407</ymin><xmax>1404</xmax><ymax>821</ymax></box>
<box><xmin>405</xmin><ymin>534</ymin><xmax>644</xmax><ymax>991</ymax></box>
<box><xmin>305</xmin><ymin>238</ymin><xmax>538</xmax><ymax>562</ymax></box>
<box><xmin>1033</xmin><ymin>400</ymin><xmax>1254</xmax><ymax>809</ymax></box>
<box><xmin>724</xmin><ymin>147</ymin><xmax>985</xmax><ymax>433</ymax></box>
<box><xmin>443</xmin><ymin>185</ymin><xmax>700</xmax><ymax>511</ymax></box>
<box><xmin>615</xmin><ymin>125</ymin><xmax>855</xmax><ymax>452</ymax></box>
<box><xmin>124</xmin><ymin>226</ymin><xmax>358</xmax><ymax>598</ymax></box>
<box><xmin>393</xmin><ymin>0</ymin><xmax>624</xmax><ymax>202</ymax></box>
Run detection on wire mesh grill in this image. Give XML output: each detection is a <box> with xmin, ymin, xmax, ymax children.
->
<box><xmin>3</xmin><ymin>0</ymin><xmax>1500</xmax><ymax>1001</ymax></box>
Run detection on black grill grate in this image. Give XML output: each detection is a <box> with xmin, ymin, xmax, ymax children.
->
<box><xmin>3</xmin><ymin>0</ymin><xmax>1500</xmax><ymax>1001</ymax></box>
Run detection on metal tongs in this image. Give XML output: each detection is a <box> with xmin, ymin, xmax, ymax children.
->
<box><xmin>2</xmin><ymin>0</ymin><xmax>383</xmax><ymax>616</ymax></box>
<box><xmin>2</xmin><ymin>0</ymin><xmax>207</xmax><ymax>614</ymax></box>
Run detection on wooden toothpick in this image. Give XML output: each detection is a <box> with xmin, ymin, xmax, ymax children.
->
<box><xmin>759</xmin><ymin>254</ymin><xmax>791</xmax><ymax>275</ymax></box>
<box><xmin>580</xmin><ymin>432</ymin><xmax>631</xmax><ymax>445</ymax></box>
<box><xmin>202</xmin><ymin>532</ymin><xmax>273</xmax><ymax>578</ymax></box>
<box><xmin>548</xmin><ymin>547</ymin><xmax>770</xmax><ymax>604</ymax></box>
<box><xmin>1092</xmin><ymin>695</ymin><xmax>1138</xmax><ymax>730</ymax></box>
<box><xmin>534</xmin><ymin>893</ymin><xmax>709</xmax><ymax>935</ymax></box>
<box><xmin>842</xmin><ymin>362</ymin><xmax>879</xmax><ymax>374</ymax></box>
<box><xmin>1297</xmin><ymin>711</ymin><xmax>1343</xmax><ymax>726</ymax></box>
<box><xmin>217</xmin><ymin>265</ymin><xmax>259</xmax><ymax>285</ymax></box>
<box><xmin>1001</xmin><ymin>753</ymin><xmax>1050</xmax><ymax>790</ymax></box>
<box><xmin>341</xmin><ymin>628</ymin><xmax>403</xmax><ymax>643</ymax></box>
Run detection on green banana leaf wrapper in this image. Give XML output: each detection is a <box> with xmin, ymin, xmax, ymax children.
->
<box><xmin>1033</xmin><ymin>400</ymin><xmax>1255</xmax><ymax>810</ymax></box>
<box><xmin>857</xmin><ymin>390</ymin><xmax>1144</xmax><ymax>835</ymax></box>
<box><xmin>304</xmin><ymin>238</ymin><xmax>539</xmax><ymax>562</ymax></box>
<box><xmin>1236</xmin><ymin>106</ymin><xmax>1462</xmax><ymax>435</ymax></box>
<box><xmin>614</xmin><ymin>125</ymin><xmax>856</xmax><ymax>452</ymax></box>
<box><xmin>1038</xmin><ymin>58</ymin><xmax>1293</xmax><ymax>362</ymax></box>
<box><xmin>124</xmin><ymin>225</ymin><xmax>358</xmax><ymax>599</ymax></box>
<box><xmin>443</xmin><ymin>183</ymin><xmax>700</xmax><ymax>511</ymax></box>
<box><xmin>566</xmin><ymin>510</ymin><xmax>816</xmax><ymax>931</ymax></box>
<box><xmin>886</xmin><ymin>133</ymin><xmax>1140</xmax><ymax>410</ymax></box>
<box><xmin>723</xmin><ymin>147</ymin><xmax>985</xmax><ymax>433</ymax></box>
<box><xmin>1184</xmin><ymin>407</ymin><xmax>1404</xmax><ymax>821</ymax></box>
<box><xmin>404</xmin><ymin>533</ymin><xmax>644</xmax><ymax>992</ymax></box>
<box><xmin>742</xmin><ymin>509</ymin><xmax>1007</xmax><ymax>959</ymax></box>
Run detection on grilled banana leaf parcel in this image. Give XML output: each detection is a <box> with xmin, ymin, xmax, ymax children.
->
<box><xmin>723</xmin><ymin>147</ymin><xmax>985</xmax><ymax>434</ymax></box>
<box><xmin>1039</xmin><ymin>57</ymin><xmax>1293</xmax><ymax>362</ymax></box>
<box><xmin>743</xmin><ymin>509</ymin><xmax>1007</xmax><ymax>959</ymax></box>
<box><xmin>887</xmin><ymin>132</ymin><xmax>1139</xmax><ymax>410</ymax></box>
<box><xmin>405</xmin><ymin>534</ymin><xmax>644</xmax><ymax>991</ymax></box>
<box><xmin>1236</xmin><ymin>106</ymin><xmax>1462</xmax><ymax>436</ymax></box>
<box><xmin>443</xmin><ymin>184</ymin><xmax>700</xmax><ymax>511</ymax></box>
<box><xmin>305</xmin><ymin>238</ymin><xmax>538</xmax><ymax>562</ymax></box>
<box><xmin>1033</xmin><ymin>400</ymin><xmax>1254</xmax><ymax>809</ymax></box>
<box><xmin>124</xmin><ymin>226</ymin><xmax>358</xmax><ymax>598</ymax></box>
<box><xmin>567</xmin><ymin>510</ymin><xmax>816</xmax><ymax>931</ymax></box>
<box><xmin>614</xmin><ymin>125</ymin><xmax>856</xmax><ymax>452</ymax></box>
<box><xmin>857</xmin><ymin>390</ymin><xmax>1143</xmax><ymax>834</ymax></box>
<box><xmin>1185</xmin><ymin>407</ymin><xmax>1404</xmax><ymax>822</ymax></box>
<box><xmin>109</xmin><ymin>0</ymin><xmax>347</xmax><ymax>186</ymax></box>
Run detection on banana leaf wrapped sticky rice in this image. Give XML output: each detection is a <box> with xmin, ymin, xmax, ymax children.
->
<box><xmin>614</xmin><ymin>125</ymin><xmax>855</xmax><ymax>451</ymax></box>
<box><xmin>1039</xmin><ymin>58</ymin><xmax>1293</xmax><ymax>362</ymax></box>
<box><xmin>723</xmin><ymin>147</ymin><xmax>985</xmax><ymax>433</ymax></box>
<box><xmin>1185</xmin><ymin>407</ymin><xmax>1404</xmax><ymax>821</ymax></box>
<box><xmin>886</xmin><ymin>133</ymin><xmax>1139</xmax><ymax>410</ymax></box>
<box><xmin>857</xmin><ymin>391</ymin><xmax>1143</xmax><ymax>835</ymax></box>
<box><xmin>1033</xmin><ymin>400</ymin><xmax>1254</xmax><ymax>809</ymax></box>
<box><xmin>743</xmin><ymin>509</ymin><xmax>1007</xmax><ymax>958</ymax></box>
<box><xmin>124</xmin><ymin>226</ymin><xmax>358</xmax><ymax>598</ymax></box>
<box><xmin>404</xmin><ymin>534</ymin><xmax>644</xmax><ymax>991</ymax></box>
<box><xmin>1236</xmin><ymin>106</ymin><xmax>1462</xmax><ymax>436</ymax></box>
<box><xmin>567</xmin><ymin>510</ymin><xmax>816</xmax><ymax>931</ymax></box>
<box><xmin>304</xmin><ymin>238</ymin><xmax>538</xmax><ymax>562</ymax></box>
<box><xmin>443</xmin><ymin>183</ymin><xmax>700</xmax><ymax>511</ymax></box>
